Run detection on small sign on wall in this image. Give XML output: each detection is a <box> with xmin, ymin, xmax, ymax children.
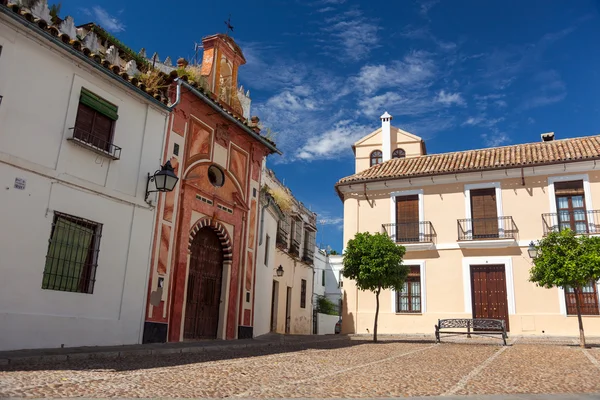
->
<box><xmin>14</xmin><ymin>177</ymin><xmax>26</xmax><ymax>190</ymax></box>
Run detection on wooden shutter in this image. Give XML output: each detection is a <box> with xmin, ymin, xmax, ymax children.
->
<box><xmin>396</xmin><ymin>195</ymin><xmax>419</xmax><ymax>242</ymax></box>
<box><xmin>74</xmin><ymin>103</ymin><xmax>114</xmax><ymax>151</ymax></box>
<box><xmin>471</xmin><ymin>188</ymin><xmax>498</xmax><ymax>238</ymax></box>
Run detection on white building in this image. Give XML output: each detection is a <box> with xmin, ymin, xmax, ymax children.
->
<box><xmin>326</xmin><ymin>255</ymin><xmax>344</xmax><ymax>310</ymax></box>
<box><xmin>0</xmin><ymin>3</ymin><xmax>174</xmax><ymax>350</ymax></box>
<box><xmin>254</xmin><ymin>166</ymin><xmax>317</xmax><ymax>336</ymax></box>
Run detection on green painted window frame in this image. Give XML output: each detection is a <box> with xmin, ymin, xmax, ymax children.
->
<box><xmin>80</xmin><ymin>88</ymin><xmax>119</xmax><ymax>121</ymax></box>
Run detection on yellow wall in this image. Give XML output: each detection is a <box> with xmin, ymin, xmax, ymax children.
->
<box><xmin>354</xmin><ymin>127</ymin><xmax>425</xmax><ymax>173</ymax></box>
<box><xmin>341</xmin><ymin>168</ymin><xmax>600</xmax><ymax>337</ymax></box>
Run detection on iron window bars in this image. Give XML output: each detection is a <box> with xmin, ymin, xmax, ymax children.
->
<box><xmin>42</xmin><ymin>212</ymin><xmax>103</xmax><ymax>294</ymax></box>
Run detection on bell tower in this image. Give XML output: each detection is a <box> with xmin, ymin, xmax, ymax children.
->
<box><xmin>200</xmin><ymin>34</ymin><xmax>246</xmax><ymax>112</ymax></box>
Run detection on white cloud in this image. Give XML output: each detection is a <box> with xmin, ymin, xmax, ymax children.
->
<box><xmin>419</xmin><ymin>0</ymin><xmax>439</xmax><ymax>17</ymax></box>
<box><xmin>321</xmin><ymin>10</ymin><xmax>380</xmax><ymax>62</ymax></box>
<box><xmin>266</xmin><ymin>91</ymin><xmax>318</xmax><ymax>112</ymax></box>
<box><xmin>86</xmin><ymin>6</ymin><xmax>126</xmax><ymax>32</ymax></box>
<box><xmin>354</xmin><ymin>51</ymin><xmax>435</xmax><ymax>94</ymax></box>
<box><xmin>481</xmin><ymin>132</ymin><xmax>510</xmax><ymax>147</ymax></box>
<box><xmin>296</xmin><ymin>120</ymin><xmax>371</xmax><ymax>161</ymax></box>
<box><xmin>462</xmin><ymin>116</ymin><xmax>504</xmax><ymax>128</ymax></box>
<box><xmin>436</xmin><ymin>90</ymin><xmax>465</xmax><ymax>106</ymax></box>
<box><xmin>316</xmin><ymin>7</ymin><xmax>335</xmax><ymax>12</ymax></box>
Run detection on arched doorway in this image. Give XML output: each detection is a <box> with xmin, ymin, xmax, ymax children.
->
<box><xmin>184</xmin><ymin>226</ymin><xmax>223</xmax><ymax>339</ymax></box>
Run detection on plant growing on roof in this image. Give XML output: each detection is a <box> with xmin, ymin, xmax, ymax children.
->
<box><xmin>176</xmin><ymin>65</ymin><xmax>209</xmax><ymax>91</ymax></box>
<box><xmin>49</xmin><ymin>2</ymin><xmax>61</xmax><ymax>24</ymax></box>
<box><xmin>89</xmin><ymin>25</ymin><xmax>151</xmax><ymax>72</ymax></box>
<box><xmin>343</xmin><ymin>232</ymin><xmax>408</xmax><ymax>343</ymax></box>
<box><xmin>137</xmin><ymin>70</ymin><xmax>165</xmax><ymax>93</ymax></box>
<box><xmin>529</xmin><ymin>229</ymin><xmax>600</xmax><ymax>348</ymax></box>
<box><xmin>266</xmin><ymin>186</ymin><xmax>293</xmax><ymax>213</ymax></box>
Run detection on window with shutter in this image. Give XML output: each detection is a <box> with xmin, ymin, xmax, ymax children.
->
<box><xmin>71</xmin><ymin>88</ymin><xmax>119</xmax><ymax>158</ymax></box>
<box><xmin>396</xmin><ymin>195</ymin><xmax>419</xmax><ymax>242</ymax></box>
<box><xmin>470</xmin><ymin>188</ymin><xmax>498</xmax><ymax>238</ymax></box>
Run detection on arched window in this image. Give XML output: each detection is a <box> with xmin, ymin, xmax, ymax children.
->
<box><xmin>392</xmin><ymin>148</ymin><xmax>406</xmax><ymax>159</ymax></box>
<box><xmin>370</xmin><ymin>150</ymin><xmax>383</xmax><ymax>166</ymax></box>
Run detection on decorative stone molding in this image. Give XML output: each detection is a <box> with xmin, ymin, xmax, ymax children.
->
<box><xmin>30</xmin><ymin>0</ymin><xmax>51</xmax><ymax>23</ymax></box>
<box><xmin>16</xmin><ymin>0</ymin><xmax>36</xmax><ymax>8</ymax></box>
<box><xmin>59</xmin><ymin>16</ymin><xmax>76</xmax><ymax>40</ymax></box>
<box><xmin>105</xmin><ymin>45</ymin><xmax>120</xmax><ymax>65</ymax></box>
<box><xmin>215</xmin><ymin>123</ymin><xmax>230</xmax><ymax>147</ymax></box>
<box><xmin>164</xmin><ymin>56</ymin><xmax>172</xmax><ymax>66</ymax></box>
<box><xmin>188</xmin><ymin>218</ymin><xmax>233</xmax><ymax>262</ymax></box>
<box><xmin>139</xmin><ymin>48</ymin><xmax>146</xmax><ymax>58</ymax></box>
<box><xmin>237</xmin><ymin>85</ymin><xmax>251</xmax><ymax>120</ymax></box>
<box><xmin>125</xmin><ymin>60</ymin><xmax>139</xmax><ymax>76</ymax></box>
<box><xmin>82</xmin><ymin>31</ymin><xmax>99</xmax><ymax>53</ymax></box>
<box><xmin>151</xmin><ymin>52</ymin><xmax>160</xmax><ymax>63</ymax></box>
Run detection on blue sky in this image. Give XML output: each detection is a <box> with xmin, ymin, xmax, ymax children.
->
<box><xmin>64</xmin><ymin>0</ymin><xmax>600</xmax><ymax>251</ymax></box>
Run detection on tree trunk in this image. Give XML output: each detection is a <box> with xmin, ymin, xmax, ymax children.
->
<box><xmin>374</xmin><ymin>286</ymin><xmax>381</xmax><ymax>343</ymax></box>
<box><xmin>574</xmin><ymin>286</ymin><xmax>587</xmax><ymax>348</ymax></box>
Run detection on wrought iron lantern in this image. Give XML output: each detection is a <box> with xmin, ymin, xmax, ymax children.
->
<box><xmin>145</xmin><ymin>161</ymin><xmax>179</xmax><ymax>201</ymax></box>
<box><xmin>527</xmin><ymin>241</ymin><xmax>539</xmax><ymax>259</ymax></box>
<box><xmin>276</xmin><ymin>265</ymin><xmax>284</xmax><ymax>277</ymax></box>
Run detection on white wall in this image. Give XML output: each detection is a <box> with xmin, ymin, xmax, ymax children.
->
<box><xmin>253</xmin><ymin>204</ymin><xmax>279</xmax><ymax>337</ymax></box>
<box><xmin>0</xmin><ymin>17</ymin><xmax>168</xmax><ymax>350</ymax></box>
<box><xmin>317</xmin><ymin>313</ymin><xmax>339</xmax><ymax>335</ymax></box>
<box><xmin>313</xmin><ymin>248</ymin><xmax>327</xmax><ymax>298</ymax></box>
<box><xmin>326</xmin><ymin>255</ymin><xmax>344</xmax><ymax>306</ymax></box>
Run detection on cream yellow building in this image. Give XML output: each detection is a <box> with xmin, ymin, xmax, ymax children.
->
<box><xmin>336</xmin><ymin>112</ymin><xmax>600</xmax><ymax>337</ymax></box>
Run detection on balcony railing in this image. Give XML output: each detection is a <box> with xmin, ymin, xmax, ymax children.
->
<box><xmin>457</xmin><ymin>216</ymin><xmax>517</xmax><ymax>241</ymax></box>
<box><xmin>382</xmin><ymin>222</ymin><xmax>436</xmax><ymax>244</ymax></box>
<box><xmin>542</xmin><ymin>210</ymin><xmax>600</xmax><ymax>236</ymax></box>
<box><xmin>67</xmin><ymin>127</ymin><xmax>121</xmax><ymax>160</ymax></box>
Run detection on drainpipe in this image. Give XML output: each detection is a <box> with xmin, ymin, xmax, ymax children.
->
<box><xmin>167</xmin><ymin>78</ymin><xmax>183</xmax><ymax>110</ymax></box>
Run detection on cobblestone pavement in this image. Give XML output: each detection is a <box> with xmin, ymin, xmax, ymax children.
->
<box><xmin>1</xmin><ymin>336</ymin><xmax>600</xmax><ymax>398</ymax></box>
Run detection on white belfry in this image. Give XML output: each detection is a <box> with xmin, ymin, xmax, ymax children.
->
<box><xmin>380</xmin><ymin>111</ymin><xmax>393</xmax><ymax>162</ymax></box>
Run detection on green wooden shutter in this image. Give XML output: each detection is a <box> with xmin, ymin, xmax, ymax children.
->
<box><xmin>80</xmin><ymin>88</ymin><xmax>119</xmax><ymax>120</ymax></box>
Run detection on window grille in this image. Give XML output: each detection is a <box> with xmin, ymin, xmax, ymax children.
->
<box><xmin>396</xmin><ymin>266</ymin><xmax>421</xmax><ymax>313</ymax></box>
<box><xmin>42</xmin><ymin>212</ymin><xmax>102</xmax><ymax>294</ymax></box>
<box><xmin>300</xmin><ymin>279</ymin><xmax>307</xmax><ymax>308</ymax></box>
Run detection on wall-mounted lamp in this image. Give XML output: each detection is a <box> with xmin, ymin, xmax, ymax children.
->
<box><xmin>527</xmin><ymin>241</ymin><xmax>539</xmax><ymax>259</ymax></box>
<box><xmin>276</xmin><ymin>265</ymin><xmax>284</xmax><ymax>277</ymax></box>
<box><xmin>145</xmin><ymin>161</ymin><xmax>179</xmax><ymax>202</ymax></box>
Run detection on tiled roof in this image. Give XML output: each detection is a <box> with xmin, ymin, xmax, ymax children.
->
<box><xmin>337</xmin><ymin>135</ymin><xmax>600</xmax><ymax>185</ymax></box>
<box><xmin>1</xmin><ymin>2</ymin><xmax>170</xmax><ymax>107</ymax></box>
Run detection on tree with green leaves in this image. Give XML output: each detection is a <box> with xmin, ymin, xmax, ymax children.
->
<box><xmin>342</xmin><ymin>232</ymin><xmax>408</xmax><ymax>342</ymax></box>
<box><xmin>529</xmin><ymin>229</ymin><xmax>600</xmax><ymax>348</ymax></box>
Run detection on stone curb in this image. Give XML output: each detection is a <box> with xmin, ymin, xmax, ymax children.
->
<box><xmin>0</xmin><ymin>336</ymin><xmax>347</xmax><ymax>366</ymax></box>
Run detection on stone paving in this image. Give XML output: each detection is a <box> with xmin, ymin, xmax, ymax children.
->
<box><xmin>1</xmin><ymin>336</ymin><xmax>600</xmax><ymax>398</ymax></box>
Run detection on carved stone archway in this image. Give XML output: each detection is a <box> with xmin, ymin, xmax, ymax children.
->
<box><xmin>188</xmin><ymin>218</ymin><xmax>232</xmax><ymax>263</ymax></box>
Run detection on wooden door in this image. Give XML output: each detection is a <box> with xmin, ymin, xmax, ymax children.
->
<box><xmin>471</xmin><ymin>189</ymin><xmax>498</xmax><ymax>238</ymax></box>
<box><xmin>270</xmin><ymin>280</ymin><xmax>279</xmax><ymax>332</ymax></box>
<box><xmin>285</xmin><ymin>287</ymin><xmax>292</xmax><ymax>334</ymax></box>
<box><xmin>396</xmin><ymin>195</ymin><xmax>419</xmax><ymax>242</ymax></box>
<box><xmin>184</xmin><ymin>227</ymin><xmax>223</xmax><ymax>339</ymax></box>
<box><xmin>470</xmin><ymin>265</ymin><xmax>510</xmax><ymax>331</ymax></box>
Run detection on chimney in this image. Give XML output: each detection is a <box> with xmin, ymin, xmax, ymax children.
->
<box><xmin>541</xmin><ymin>132</ymin><xmax>555</xmax><ymax>142</ymax></box>
<box><xmin>380</xmin><ymin>111</ymin><xmax>393</xmax><ymax>162</ymax></box>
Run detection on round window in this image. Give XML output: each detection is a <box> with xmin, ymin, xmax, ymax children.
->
<box><xmin>208</xmin><ymin>165</ymin><xmax>225</xmax><ymax>187</ymax></box>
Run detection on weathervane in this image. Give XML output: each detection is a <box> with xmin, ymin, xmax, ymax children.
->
<box><xmin>224</xmin><ymin>15</ymin><xmax>234</xmax><ymax>35</ymax></box>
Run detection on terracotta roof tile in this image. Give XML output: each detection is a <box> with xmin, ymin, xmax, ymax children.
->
<box><xmin>338</xmin><ymin>135</ymin><xmax>600</xmax><ymax>185</ymax></box>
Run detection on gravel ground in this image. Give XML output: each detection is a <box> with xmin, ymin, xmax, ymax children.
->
<box><xmin>1</xmin><ymin>337</ymin><xmax>600</xmax><ymax>398</ymax></box>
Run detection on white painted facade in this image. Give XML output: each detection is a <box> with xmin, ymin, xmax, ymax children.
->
<box><xmin>0</xmin><ymin>13</ymin><xmax>170</xmax><ymax>350</ymax></box>
<box><xmin>253</xmin><ymin>196</ymin><xmax>279</xmax><ymax>337</ymax></box>
<box><xmin>326</xmin><ymin>255</ymin><xmax>344</xmax><ymax>308</ymax></box>
<box><xmin>313</xmin><ymin>248</ymin><xmax>327</xmax><ymax>299</ymax></box>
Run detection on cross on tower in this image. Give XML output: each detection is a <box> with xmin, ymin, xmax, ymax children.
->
<box><xmin>224</xmin><ymin>15</ymin><xmax>234</xmax><ymax>35</ymax></box>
